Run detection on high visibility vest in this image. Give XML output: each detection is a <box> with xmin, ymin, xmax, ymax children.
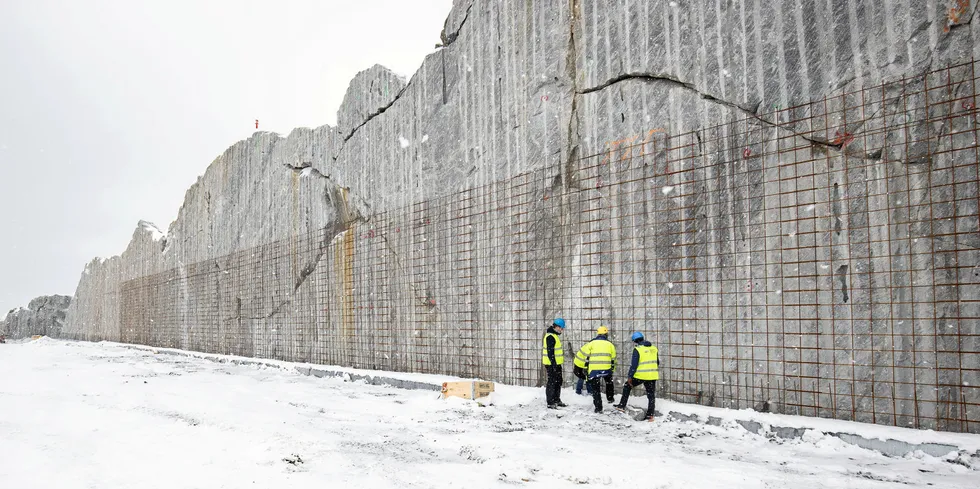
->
<box><xmin>573</xmin><ymin>350</ymin><xmax>587</xmax><ymax>368</ymax></box>
<box><xmin>633</xmin><ymin>344</ymin><xmax>659</xmax><ymax>380</ymax></box>
<box><xmin>578</xmin><ymin>339</ymin><xmax>616</xmax><ymax>374</ymax></box>
<box><xmin>541</xmin><ymin>333</ymin><xmax>564</xmax><ymax>365</ymax></box>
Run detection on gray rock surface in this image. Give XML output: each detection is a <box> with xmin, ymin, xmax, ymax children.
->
<box><xmin>737</xmin><ymin>420</ymin><xmax>763</xmax><ymax>434</ymax></box>
<box><xmin>57</xmin><ymin>1</ymin><xmax>980</xmax><ymax>433</ymax></box>
<box><xmin>337</xmin><ymin>65</ymin><xmax>407</xmax><ymax>141</ymax></box>
<box><xmin>1</xmin><ymin>295</ymin><xmax>72</xmax><ymax>339</ymax></box>
<box><xmin>835</xmin><ymin>432</ymin><xmax>959</xmax><ymax>458</ymax></box>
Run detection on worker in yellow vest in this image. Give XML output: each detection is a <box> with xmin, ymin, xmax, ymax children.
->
<box><xmin>614</xmin><ymin>331</ymin><xmax>660</xmax><ymax>420</ymax></box>
<box><xmin>542</xmin><ymin>318</ymin><xmax>567</xmax><ymax>409</ymax></box>
<box><xmin>573</xmin><ymin>350</ymin><xmax>592</xmax><ymax>396</ymax></box>
<box><xmin>574</xmin><ymin>325</ymin><xmax>617</xmax><ymax>413</ymax></box>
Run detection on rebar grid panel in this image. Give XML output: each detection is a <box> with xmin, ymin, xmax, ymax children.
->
<box><xmin>118</xmin><ymin>60</ymin><xmax>979</xmax><ymax>433</ymax></box>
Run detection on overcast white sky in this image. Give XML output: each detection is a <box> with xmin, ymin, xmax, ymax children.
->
<box><xmin>0</xmin><ymin>0</ymin><xmax>453</xmax><ymax>316</ymax></box>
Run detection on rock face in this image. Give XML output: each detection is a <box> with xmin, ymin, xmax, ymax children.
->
<box><xmin>2</xmin><ymin>295</ymin><xmax>72</xmax><ymax>339</ymax></box>
<box><xmin>337</xmin><ymin>65</ymin><xmax>407</xmax><ymax>141</ymax></box>
<box><xmin>60</xmin><ymin>1</ymin><xmax>980</xmax><ymax>433</ymax></box>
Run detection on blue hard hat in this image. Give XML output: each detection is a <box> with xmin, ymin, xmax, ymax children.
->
<box><xmin>631</xmin><ymin>332</ymin><xmax>644</xmax><ymax>342</ymax></box>
<box><xmin>554</xmin><ymin>318</ymin><xmax>566</xmax><ymax>328</ymax></box>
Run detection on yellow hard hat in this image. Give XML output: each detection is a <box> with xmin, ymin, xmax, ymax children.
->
<box><xmin>597</xmin><ymin>326</ymin><xmax>609</xmax><ymax>335</ymax></box>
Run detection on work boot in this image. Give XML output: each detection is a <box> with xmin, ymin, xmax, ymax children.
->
<box><xmin>547</xmin><ymin>404</ymin><xmax>558</xmax><ymax>409</ymax></box>
<box><xmin>556</xmin><ymin>401</ymin><xmax>568</xmax><ymax>408</ymax></box>
<box><xmin>594</xmin><ymin>406</ymin><xmax>602</xmax><ymax>413</ymax></box>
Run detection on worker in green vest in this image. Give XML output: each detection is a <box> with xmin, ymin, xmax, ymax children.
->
<box><xmin>542</xmin><ymin>318</ymin><xmax>567</xmax><ymax>409</ymax></box>
<box><xmin>614</xmin><ymin>331</ymin><xmax>660</xmax><ymax>420</ymax></box>
<box><xmin>575</xmin><ymin>325</ymin><xmax>617</xmax><ymax>413</ymax></box>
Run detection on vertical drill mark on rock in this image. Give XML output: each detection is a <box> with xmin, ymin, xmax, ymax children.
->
<box><xmin>836</xmin><ymin>264</ymin><xmax>850</xmax><ymax>303</ymax></box>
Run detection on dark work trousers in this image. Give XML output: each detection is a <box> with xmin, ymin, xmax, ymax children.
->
<box><xmin>587</xmin><ymin>374</ymin><xmax>616</xmax><ymax>410</ymax></box>
<box><xmin>620</xmin><ymin>378</ymin><xmax>656</xmax><ymax>416</ymax></box>
<box><xmin>545</xmin><ymin>364</ymin><xmax>563</xmax><ymax>405</ymax></box>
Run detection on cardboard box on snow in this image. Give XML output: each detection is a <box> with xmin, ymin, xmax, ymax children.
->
<box><xmin>442</xmin><ymin>381</ymin><xmax>494</xmax><ymax>401</ymax></box>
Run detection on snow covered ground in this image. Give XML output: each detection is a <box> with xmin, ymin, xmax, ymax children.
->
<box><xmin>1</xmin><ymin>338</ymin><xmax>977</xmax><ymax>488</ymax></box>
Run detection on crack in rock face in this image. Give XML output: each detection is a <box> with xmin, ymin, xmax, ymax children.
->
<box><xmin>338</xmin><ymin>65</ymin><xmax>408</xmax><ymax>142</ymax></box>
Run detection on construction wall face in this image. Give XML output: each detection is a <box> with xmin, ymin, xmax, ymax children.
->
<box><xmin>572</xmin><ymin>62</ymin><xmax>980</xmax><ymax>432</ymax></box>
<box><xmin>61</xmin><ymin>1</ymin><xmax>980</xmax><ymax>433</ymax></box>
